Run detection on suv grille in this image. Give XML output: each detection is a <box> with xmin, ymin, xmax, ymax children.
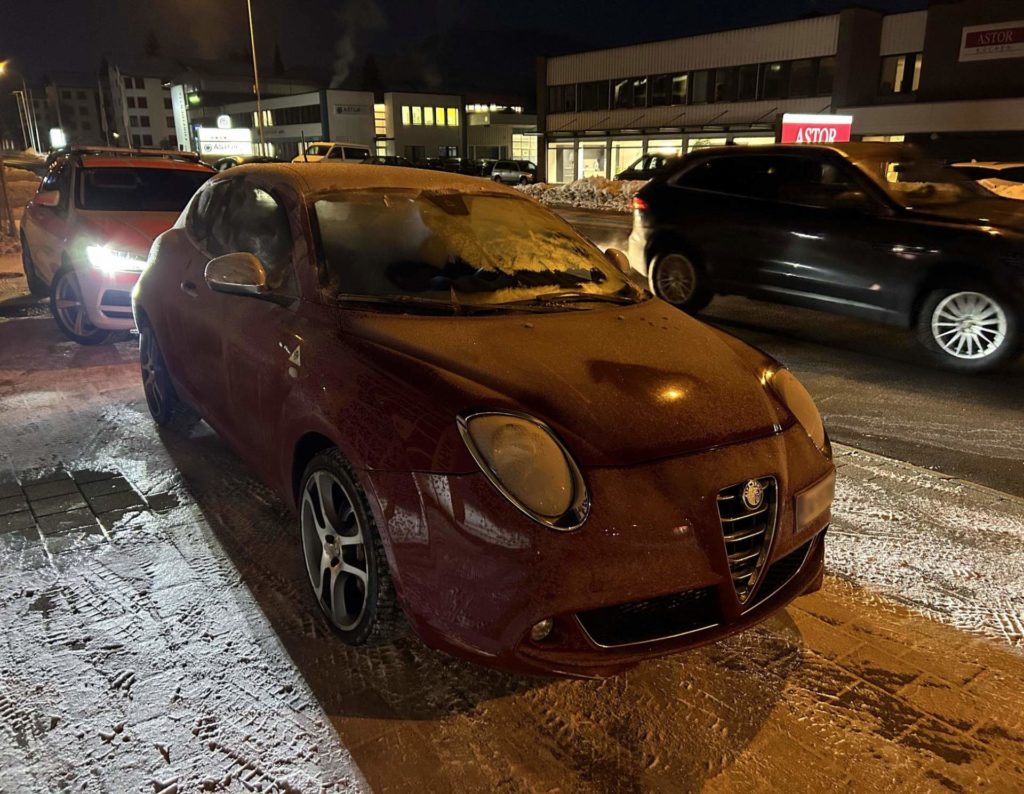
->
<box><xmin>717</xmin><ymin>476</ymin><xmax>778</xmax><ymax>604</ymax></box>
<box><xmin>577</xmin><ymin>586</ymin><xmax>720</xmax><ymax>648</ymax></box>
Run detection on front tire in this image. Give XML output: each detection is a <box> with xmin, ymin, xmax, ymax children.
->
<box><xmin>20</xmin><ymin>234</ymin><xmax>48</xmax><ymax>297</ymax></box>
<box><xmin>299</xmin><ymin>450</ymin><xmax>404</xmax><ymax>646</ymax></box>
<box><xmin>916</xmin><ymin>287</ymin><xmax>1018</xmax><ymax>372</ymax></box>
<box><xmin>650</xmin><ymin>250</ymin><xmax>713</xmax><ymax>313</ymax></box>
<box><xmin>50</xmin><ymin>265</ymin><xmax>111</xmax><ymax>345</ymax></box>
<box><xmin>139</xmin><ymin>325</ymin><xmax>179</xmax><ymax>425</ymax></box>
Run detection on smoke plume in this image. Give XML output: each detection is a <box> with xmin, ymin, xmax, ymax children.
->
<box><xmin>331</xmin><ymin>0</ymin><xmax>386</xmax><ymax>88</ymax></box>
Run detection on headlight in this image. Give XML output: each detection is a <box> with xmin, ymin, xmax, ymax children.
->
<box><xmin>86</xmin><ymin>245</ymin><xmax>147</xmax><ymax>273</ymax></box>
<box><xmin>768</xmin><ymin>368</ymin><xmax>829</xmax><ymax>454</ymax></box>
<box><xmin>457</xmin><ymin>412</ymin><xmax>590</xmax><ymax>530</ymax></box>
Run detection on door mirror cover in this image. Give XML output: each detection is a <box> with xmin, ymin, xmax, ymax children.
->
<box><xmin>205</xmin><ymin>252</ymin><xmax>268</xmax><ymax>297</ymax></box>
<box><xmin>34</xmin><ymin>191</ymin><xmax>61</xmax><ymax>208</ymax></box>
<box><xmin>604</xmin><ymin>247</ymin><xmax>632</xmax><ymax>275</ymax></box>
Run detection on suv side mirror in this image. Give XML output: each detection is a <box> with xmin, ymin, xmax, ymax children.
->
<box><xmin>604</xmin><ymin>247</ymin><xmax>631</xmax><ymax>275</ymax></box>
<box><xmin>35</xmin><ymin>191</ymin><xmax>61</xmax><ymax>208</ymax></box>
<box><xmin>205</xmin><ymin>252</ymin><xmax>268</xmax><ymax>297</ymax></box>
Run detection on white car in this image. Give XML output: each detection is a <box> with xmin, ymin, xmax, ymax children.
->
<box><xmin>291</xmin><ymin>142</ymin><xmax>371</xmax><ymax>163</ymax></box>
<box><xmin>951</xmin><ymin>161</ymin><xmax>1024</xmax><ymax>200</ymax></box>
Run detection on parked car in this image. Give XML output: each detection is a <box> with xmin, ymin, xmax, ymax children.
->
<box><xmin>617</xmin><ymin>153</ymin><xmax>681</xmax><ymax>181</ymax></box>
<box><xmin>629</xmin><ymin>142</ymin><xmax>1024</xmax><ymax>372</ymax></box>
<box><xmin>132</xmin><ymin>163</ymin><xmax>833</xmax><ymax>677</ymax></box>
<box><xmin>490</xmin><ymin>159</ymin><xmax>537</xmax><ymax>185</ymax></box>
<box><xmin>362</xmin><ymin>155</ymin><xmax>414</xmax><ymax>168</ymax></box>
<box><xmin>214</xmin><ymin>155</ymin><xmax>283</xmax><ymax>171</ymax></box>
<box><xmin>20</xmin><ymin>146</ymin><xmax>213</xmax><ymax>344</ymax></box>
<box><xmin>292</xmin><ymin>142</ymin><xmax>371</xmax><ymax>163</ymax></box>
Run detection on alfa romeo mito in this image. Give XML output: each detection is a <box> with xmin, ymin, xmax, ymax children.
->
<box><xmin>132</xmin><ymin>164</ymin><xmax>835</xmax><ymax>677</ymax></box>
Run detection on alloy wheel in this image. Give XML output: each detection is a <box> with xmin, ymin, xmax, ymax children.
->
<box><xmin>930</xmin><ymin>291</ymin><xmax>1007</xmax><ymax>361</ymax></box>
<box><xmin>654</xmin><ymin>254</ymin><xmax>698</xmax><ymax>305</ymax></box>
<box><xmin>301</xmin><ymin>470</ymin><xmax>369</xmax><ymax>632</ymax></box>
<box><xmin>139</xmin><ymin>331</ymin><xmax>166</xmax><ymax>419</ymax></box>
<box><xmin>54</xmin><ymin>270</ymin><xmax>96</xmax><ymax>338</ymax></box>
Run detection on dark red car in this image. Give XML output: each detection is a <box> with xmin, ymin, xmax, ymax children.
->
<box><xmin>132</xmin><ymin>164</ymin><xmax>834</xmax><ymax>677</ymax></box>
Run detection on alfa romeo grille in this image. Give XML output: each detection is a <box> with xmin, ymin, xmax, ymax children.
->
<box><xmin>716</xmin><ymin>476</ymin><xmax>778</xmax><ymax>603</ymax></box>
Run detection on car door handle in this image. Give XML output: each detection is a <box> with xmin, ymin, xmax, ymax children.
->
<box><xmin>180</xmin><ymin>280</ymin><xmax>198</xmax><ymax>298</ymax></box>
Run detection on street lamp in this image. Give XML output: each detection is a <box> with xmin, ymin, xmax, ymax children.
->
<box><xmin>245</xmin><ymin>0</ymin><xmax>267</xmax><ymax>156</ymax></box>
<box><xmin>0</xmin><ymin>59</ymin><xmax>42</xmax><ymax>152</ymax></box>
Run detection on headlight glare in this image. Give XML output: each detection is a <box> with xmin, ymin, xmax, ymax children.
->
<box><xmin>86</xmin><ymin>245</ymin><xmax>147</xmax><ymax>273</ymax></box>
<box><xmin>769</xmin><ymin>369</ymin><xmax>828</xmax><ymax>453</ymax></box>
<box><xmin>458</xmin><ymin>413</ymin><xmax>589</xmax><ymax>530</ymax></box>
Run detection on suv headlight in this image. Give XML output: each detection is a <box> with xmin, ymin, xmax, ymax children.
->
<box><xmin>457</xmin><ymin>412</ymin><xmax>590</xmax><ymax>530</ymax></box>
<box><xmin>768</xmin><ymin>368</ymin><xmax>830</xmax><ymax>455</ymax></box>
<box><xmin>86</xmin><ymin>245</ymin><xmax>147</xmax><ymax>273</ymax></box>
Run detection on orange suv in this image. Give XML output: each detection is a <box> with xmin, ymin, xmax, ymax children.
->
<box><xmin>20</xmin><ymin>147</ymin><xmax>212</xmax><ymax>344</ymax></box>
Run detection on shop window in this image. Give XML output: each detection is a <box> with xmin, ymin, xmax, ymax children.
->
<box><xmin>611</xmin><ymin>140</ymin><xmax>644</xmax><ymax>176</ymax></box>
<box><xmin>546</xmin><ymin>142</ymin><xmax>576</xmax><ymax>184</ymax></box>
<box><xmin>612</xmin><ymin>78</ymin><xmax>634</xmax><ymax>108</ymax></box>
<box><xmin>789</xmin><ymin>59</ymin><xmax>816</xmax><ymax>98</ymax></box>
<box><xmin>880</xmin><ymin>53</ymin><xmax>922</xmax><ymax>94</ymax></box>
<box><xmin>738</xmin><ymin>65</ymin><xmax>759</xmax><ymax>101</ymax></box>
<box><xmin>671</xmin><ymin>74</ymin><xmax>688</xmax><ymax>105</ymax></box>
<box><xmin>690</xmin><ymin>71</ymin><xmax>711</xmax><ymax>104</ymax></box>
<box><xmin>579</xmin><ymin>80</ymin><xmax>610</xmax><ymax>111</ymax></box>
<box><xmin>713</xmin><ymin>67</ymin><xmax>738</xmax><ymax>103</ymax></box>
<box><xmin>579</xmin><ymin>143</ymin><xmax>607</xmax><ymax>179</ymax></box>
<box><xmin>650</xmin><ymin>75</ymin><xmax>670</xmax><ymax>107</ymax></box>
<box><xmin>761</xmin><ymin>62</ymin><xmax>789</xmax><ymax>100</ymax></box>
<box><xmin>632</xmin><ymin>77</ymin><xmax>648</xmax><ymax>108</ymax></box>
<box><xmin>446</xmin><ymin>107</ymin><xmax>458</xmax><ymax>126</ymax></box>
<box><xmin>816</xmin><ymin>56</ymin><xmax>836</xmax><ymax>96</ymax></box>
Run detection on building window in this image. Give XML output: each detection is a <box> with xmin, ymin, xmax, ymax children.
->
<box><xmin>79</xmin><ymin>105</ymin><xmax>89</xmax><ymax>115</ymax></box>
<box><xmin>127</xmin><ymin>96</ymin><xmax>136</xmax><ymax>108</ymax></box>
<box><xmin>611</xmin><ymin>140</ymin><xmax>644</xmax><ymax>176</ymax></box>
<box><xmin>690</xmin><ymin>70</ymin><xmax>711</xmax><ymax>104</ymax></box>
<box><xmin>401</xmin><ymin>105</ymin><xmax>410</xmax><ymax>125</ymax></box>
<box><xmin>77</xmin><ymin>90</ymin><xmax>86</xmax><ymax>100</ymax></box>
<box><xmin>129</xmin><ymin>115</ymin><xmax>138</xmax><ymax>126</ymax></box>
<box><xmin>612</xmin><ymin>78</ymin><xmax>634</xmax><ymax>108</ymax></box>
<box><xmin>166</xmin><ymin>116</ymin><xmax>174</xmax><ymax>128</ymax></box>
<box><xmin>81</xmin><ymin>120</ymin><xmax>91</xmax><ymax>130</ymax></box>
<box><xmin>123</xmin><ymin>76</ymin><xmax>132</xmax><ymax>89</ymax></box>
<box><xmin>61</xmin><ymin>90</ymin><xmax>71</xmax><ymax>100</ymax></box>
<box><xmin>632</xmin><ymin>77</ymin><xmax>648</xmax><ymax>108</ymax></box>
<box><xmin>142</xmin><ymin>134</ymin><xmax>153</xmax><ymax>146</ymax></box>
<box><xmin>737</xmin><ymin>65</ymin><xmax>759</xmax><ymax>101</ymax></box>
<box><xmin>713</xmin><ymin>67</ymin><xmax>738</xmax><ymax>103</ymax></box>
<box><xmin>411</xmin><ymin>106</ymin><xmax>422</xmax><ymax>125</ymax></box>
<box><xmin>446</xmin><ymin>107</ymin><xmax>458</xmax><ymax>126</ymax></box>
<box><xmin>164</xmin><ymin>97</ymin><xmax>172</xmax><ymax>109</ymax></box>
<box><xmin>579</xmin><ymin>80</ymin><xmax>609</xmax><ymax>111</ymax></box>
<box><xmin>760</xmin><ymin>62</ymin><xmax>789</xmax><ymax>99</ymax></box>
<box><xmin>137</xmin><ymin>97</ymin><xmax>148</xmax><ymax>109</ymax></box>
<box><xmin>548</xmin><ymin>85</ymin><xmax>576</xmax><ymax>113</ymax></box>
<box><xmin>374</xmin><ymin>103</ymin><xmax>386</xmax><ymax>134</ymax></box>
<box><xmin>816</xmin><ymin>56</ymin><xmax>836</xmax><ymax>96</ymax></box>
<box><xmin>132</xmin><ymin>134</ymin><xmax>142</xmax><ymax>146</ymax></box>
<box><xmin>435</xmin><ymin>106</ymin><xmax>446</xmax><ymax>126</ymax></box>
<box><xmin>789</xmin><ymin>59</ymin><xmax>816</xmax><ymax>98</ymax></box>
<box><xmin>424</xmin><ymin>106</ymin><xmax>434</xmax><ymax>125</ymax></box>
<box><xmin>880</xmin><ymin>52</ymin><xmax>922</xmax><ymax>94</ymax></box>
<box><xmin>140</xmin><ymin>115</ymin><xmax>151</xmax><ymax>127</ymax></box>
<box><xmin>649</xmin><ymin>75</ymin><xmax>670</xmax><ymax>107</ymax></box>
<box><xmin>670</xmin><ymin>74</ymin><xmax>688</xmax><ymax>105</ymax></box>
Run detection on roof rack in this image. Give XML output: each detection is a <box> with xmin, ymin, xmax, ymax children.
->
<box><xmin>67</xmin><ymin>145</ymin><xmax>203</xmax><ymax>163</ymax></box>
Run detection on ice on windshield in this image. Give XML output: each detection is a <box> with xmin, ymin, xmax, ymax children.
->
<box><xmin>313</xmin><ymin>191</ymin><xmax>635</xmax><ymax>306</ymax></box>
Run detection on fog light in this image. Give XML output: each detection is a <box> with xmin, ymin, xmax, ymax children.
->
<box><xmin>530</xmin><ymin>619</ymin><xmax>554</xmax><ymax>642</ymax></box>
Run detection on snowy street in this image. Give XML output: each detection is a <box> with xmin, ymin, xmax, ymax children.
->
<box><xmin>1</xmin><ymin>255</ymin><xmax>1023</xmax><ymax>792</ymax></box>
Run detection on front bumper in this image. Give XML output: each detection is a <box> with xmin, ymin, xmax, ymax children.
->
<box><xmin>76</xmin><ymin>267</ymin><xmax>141</xmax><ymax>331</ymax></box>
<box><xmin>366</xmin><ymin>424</ymin><xmax>833</xmax><ymax>677</ymax></box>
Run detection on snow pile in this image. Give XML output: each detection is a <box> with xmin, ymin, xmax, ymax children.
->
<box><xmin>2</xmin><ymin>165</ymin><xmax>41</xmax><ymax>212</ymax></box>
<box><xmin>516</xmin><ymin>177</ymin><xmax>646</xmax><ymax>212</ymax></box>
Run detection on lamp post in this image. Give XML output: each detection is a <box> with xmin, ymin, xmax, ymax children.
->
<box><xmin>0</xmin><ymin>60</ymin><xmax>42</xmax><ymax>152</ymax></box>
<box><xmin>245</xmin><ymin>0</ymin><xmax>267</xmax><ymax>156</ymax></box>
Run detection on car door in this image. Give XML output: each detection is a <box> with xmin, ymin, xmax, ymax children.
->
<box><xmin>23</xmin><ymin>159</ymin><xmax>73</xmax><ymax>281</ymax></box>
<box><xmin>201</xmin><ymin>178</ymin><xmax>303</xmax><ymax>477</ymax></box>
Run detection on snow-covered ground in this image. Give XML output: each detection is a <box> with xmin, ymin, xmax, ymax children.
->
<box><xmin>516</xmin><ymin>177</ymin><xmax>646</xmax><ymax>212</ymax></box>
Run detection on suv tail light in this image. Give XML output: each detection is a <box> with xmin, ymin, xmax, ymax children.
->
<box><xmin>631</xmin><ymin>196</ymin><xmax>648</xmax><ymax>212</ymax></box>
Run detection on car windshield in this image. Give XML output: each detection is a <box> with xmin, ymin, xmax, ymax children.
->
<box><xmin>853</xmin><ymin>157</ymin><xmax>996</xmax><ymax>207</ymax></box>
<box><xmin>77</xmin><ymin>167</ymin><xmax>211</xmax><ymax>212</ymax></box>
<box><xmin>314</xmin><ymin>190</ymin><xmax>644</xmax><ymax>311</ymax></box>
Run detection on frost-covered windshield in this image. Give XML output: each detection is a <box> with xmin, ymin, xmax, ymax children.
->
<box><xmin>853</xmin><ymin>157</ymin><xmax>995</xmax><ymax>207</ymax></box>
<box><xmin>313</xmin><ymin>190</ymin><xmax>643</xmax><ymax>310</ymax></box>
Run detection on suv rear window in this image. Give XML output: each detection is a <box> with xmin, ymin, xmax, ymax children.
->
<box><xmin>77</xmin><ymin>167</ymin><xmax>211</xmax><ymax>212</ymax></box>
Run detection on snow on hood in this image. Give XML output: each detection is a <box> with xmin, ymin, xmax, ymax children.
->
<box><xmin>341</xmin><ymin>300</ymin><xmax>789</xmax><ymax>467</ymax></box>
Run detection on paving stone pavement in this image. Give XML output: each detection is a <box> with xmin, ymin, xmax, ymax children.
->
<box><xmin>1</xmin><ymin>316</ymin><xmax>1022</xmax><ymax>792</ymax></box>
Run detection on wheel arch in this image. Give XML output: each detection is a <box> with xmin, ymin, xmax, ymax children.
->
<box><xmin>291</xmin><ymin>431</ymin><xmax>339</xmax><ymax>506</ymax></box>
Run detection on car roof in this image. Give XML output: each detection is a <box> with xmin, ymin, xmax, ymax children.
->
<box><xmin>79</xmin><ymin>156</ymin><xmax>213</xmax><ymax>172</ymax></box>
<box><xmin>689</xmin><ymin>141</ymin><xmax>922</xmax><ymax>162</ymax></box>
<box><xmin>220</xmin><ymin>162</ymin><xmax>525</xmax><ymax>197</ymax></box>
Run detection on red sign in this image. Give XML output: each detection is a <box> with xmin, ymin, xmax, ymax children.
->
<box><xmin>960</xmin><ymin>20</ymin><xmax>1024</xmax><ymax>62</ymax></box>
<box><xmin>779</xmin><ymin>114</ymin><xmax>853</xmax><ymax>144</ymax></box>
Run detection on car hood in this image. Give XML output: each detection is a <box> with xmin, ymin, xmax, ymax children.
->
<box><xmin>340</xmin><ymin>300</ymin><xmax>789</xmax><ymax>467</ymax></box>
<box><xmin>77</xmin><ymin>211</ymin><xmax>180</xmax><ymax>256</ymax></box>
<box><xmin>906</xmin><ymin>198</ymin><xmax>1024</xmax><ymax>233</ymax></box>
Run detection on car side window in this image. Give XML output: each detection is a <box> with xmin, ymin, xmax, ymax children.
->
<box><xmin>674</xmin><ymin>157</ymin><xmax>762</xmax><ymax>196</ymax></box>
<box><xmin>344</xmin><ymin>147</ymin><xmax>368</xmax><ymax>160</ymax></box>
<box><xmin>774</xmin><ymin>158</ymin><xmax>871</xmax><ymax>210</ymax></box>
<box><xmin>218</xmin><ymin>182</ymin><xmax>296</xmax><ymax>293</ymax></box>
<box><xmin>326</xmin><ymin>147</ymin><xmax>344</xmax><ymax>159</ymax></box>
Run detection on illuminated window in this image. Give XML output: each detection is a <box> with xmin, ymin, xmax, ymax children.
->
<box><xmin>436</xmin><ymin>107</ymin><xmax>446</xmax><ymax>126</ymax></box>
<box><xmin>424</xmin><ymin>106</ymin><xmax>434</xmax><ymax>125</ymax></box>
<box><xmin>401</xmin><ymin>105</ymin><xmax>411</xmax><ymax>126</ymax></box>
<box><xmin>670</xmin><ymin>74</ymin><xmax>688</xmax><ymax>105</ymax></box>
<box><xmin>411</xmin><ymin>106</ymin><xmax>422</xmax><ymax>125</ymax></box>
<box><xmin>446</xmin><ymin>107</ymin><xmax>458</xmax><ymax>126</ymax></box>
<box><xmin>880</xmin><ymin>52</ymin><xmax>922</xmax><ymax>94</ymax></box>
<box><xmin>374</xmin><ymin>103</ymin><xmax>386</xmax><ymax>135</ymax></box>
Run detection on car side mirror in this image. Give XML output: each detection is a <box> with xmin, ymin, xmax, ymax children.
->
<box><xmin>604</xmin><ymin>247</ymin><xmax>631</xmax><ymax>275</ymax></box>
<box><xmin>34</xmin><ymin>191</ymin><xmax>60</xmax><ymax>208</ymax></box>
<box><xmin>205</xmin><ymin>252</ymin><xmax>268</xmax><ymax>297</ymax></box>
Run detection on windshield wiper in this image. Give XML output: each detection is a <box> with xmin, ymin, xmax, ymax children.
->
<box><xmin>333</xmin><ymin>294</ymin><xmax>562</xmax><ymax>315</ymax></box>
<box><xmin>504</xmin><ymin>290</ymin><xmax>641</xmax><ymax>307</ymax></box>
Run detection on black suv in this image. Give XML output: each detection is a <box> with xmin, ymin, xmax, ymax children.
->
<box><xmin>629</xmin><ymin>142</ymin><xmax>1023</xmax><ymax>371</ymax></box>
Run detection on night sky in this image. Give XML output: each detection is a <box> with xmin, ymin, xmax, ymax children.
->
<box><xmin>2</xmin><ymin>0</ymin><xmax>927</xmax><ymax>97</ymax></box>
